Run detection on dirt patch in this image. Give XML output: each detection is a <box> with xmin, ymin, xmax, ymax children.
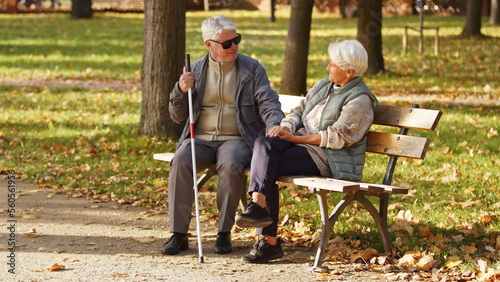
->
<box><xmin>0</xmin><ymin>179</ymin><xmax>388</xmax><ymax>281</ymax></box>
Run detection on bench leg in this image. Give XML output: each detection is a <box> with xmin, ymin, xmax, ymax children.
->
<box><xmin>313</xmin><ymin>191</ymin><xmax>356</xmax><ymax>267</ymax></box>
<box><xmin>197</xmin><ymin>169</ymin><xmax>217</xmax><ymax>190</ymax></box>
<box><xmin>354</xmin><ymin>192</ymin><xmax>392</xmax><ymax>254</ymax></box>
<box><xmin>197</xmin><ymin>168</ymin><xmax>248</xmax><ymax>211</ymax></box>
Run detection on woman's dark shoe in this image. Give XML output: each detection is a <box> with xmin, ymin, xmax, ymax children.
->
<box><xmin>161</xmin><ymin>232</ymin><xmax>188</xmax><ymax>255</ymax></box>
<box><xmin>235</xmin><ymin>201</ymin><xmax>273</xmax><ymax>228</ymax></box>
<box><xmin>242</xmin><ymin>237</ymin><xmax>284</xmax><ymax>263</ymax></box>
<box><xmin>213</xmin><ymin>231</ymin><xmax>232</xmax><ymax>254</ymax></box>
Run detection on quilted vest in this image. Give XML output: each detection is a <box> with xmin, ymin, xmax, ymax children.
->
<box><xmin>300</xmin><ymin>76</ymin><xmax>378</xmax><ymax>181</ymax></box>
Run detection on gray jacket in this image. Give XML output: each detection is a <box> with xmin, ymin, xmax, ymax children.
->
<box><xmin>169</xmin><ymin>54</ymin><xmax>284</xmax><ymax>149</ymax></box>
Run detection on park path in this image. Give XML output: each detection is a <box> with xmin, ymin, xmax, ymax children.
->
<box><xmin>0</xmin><ymin>179</ymin><xmax>388</xmax><ymax>282</ymax></box>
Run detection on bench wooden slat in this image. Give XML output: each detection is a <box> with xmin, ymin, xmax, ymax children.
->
<box><xmin>278</xmin><ymin>94</ymin><xmax>304</xmax><ymax>114</ymax></box>
<box><xmin>291</xmin><ymin>177</ymin><xmax>359</xmax><ymax>193</ymax></box>
<box><xmin>361</xmin><ymin>183</ymin><xmax>408</xmax><ymax>194</ymax></box>
<box><xmin>154</xmin><ymin>153</ymin><xmax>175</xmax><ymax>162</ymax></box>
<box><xmin>374</xmin><ymin>105</ymin><xmax>442</xmax><ymax>131</ymax></box>
<box><xmin>366</xmin><ymin>131</ymin><xmax>430</xmax><ymax>159</ymax></box>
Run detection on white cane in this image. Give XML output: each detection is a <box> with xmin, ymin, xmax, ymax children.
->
<box><xmin>185</xmin><ymin>54</ymin><xmax>204</xmax><ymax>263</ymax></box>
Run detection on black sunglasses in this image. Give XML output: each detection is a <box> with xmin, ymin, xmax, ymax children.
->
<box><xmin>209</xmin><ymin>33</ymin><xmax>241</xmax><ymax>49</ymax></box>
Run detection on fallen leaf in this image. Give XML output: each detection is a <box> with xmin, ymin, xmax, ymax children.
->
<box><xmin>417</xmin><ymin>255</ymin><xmax>438</xmax><ymax>271</ymax></box>
<box><xmin>46</xmin><ymin>263</ymin><xmax>65</xmax><ymax>272</ymax></box>
<box><xmin>350</xmin><ymin>248</ymin><xmax>378</xmax><ymax>263</ymax></box>
<box><xmin>457</xmin><ymin>199</ymin><xmax>482</xmax><ymax>208</ymax></box>
<box><xmin>294</xmin><ymin>221</ymin><xmax>310</xmax><ymax>235</ymax></box>
<box><xmin>480</xmin><ymin>211</ymin><xmax>493</xmax><ymax>224</ymax></box>
<box><xmin>420</xmin><ymin>226</ymin><xmax>432</xmax><ymax>237</ymax></box>
<box><xmin>445</xmin><ymin>256</ymin><xmax>462</xmax><ymax>268</ymax></box>
<box><xmin>460</xmin><ymin>244</ymin><xmax>477</xmax><ymax>254</ymax></box>
<box><xmin>25</xmin><ymin>232</ymin><xmax>41</xmax><ymax>238</ymax></box>
<box><xmin>477</xmin><ymin>258</ymin><xmax>489</xmax><ymax>273</ymax></box>
<box><xmin>487</xmin><ymin>128</ymin><xmax>498</xmax><ymax>138</ymax></box>
<box><xmin>398</xmin><ymin>252</ymin><xmax>417</xmax><ymax>267</ymax></box>
<box><xmin>22</xmin><ymin>213</ymin><xmax>39</xmax><ymax>219</ymax></box>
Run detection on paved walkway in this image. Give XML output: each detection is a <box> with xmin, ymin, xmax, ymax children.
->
<box><xmin>0</xmin><ymin>179</ymin><xmax>386</xmax><ymax>281</ymax></box>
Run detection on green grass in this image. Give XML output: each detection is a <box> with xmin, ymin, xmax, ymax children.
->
<box><xmin>1</xmin><ymin>11</ymin><xmax>498</xmax><ymax>97</ymax></box>
<box><xmin>1</xmin><ymin>10</ymin><xmax>499</xmax><ymax>274</ymax></box>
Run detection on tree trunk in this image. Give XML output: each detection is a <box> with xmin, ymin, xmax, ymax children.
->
<box><xmin>340</xmin><ymin>0</ymin><xmax>347</xmax><ymax>18</ymax></box>
<box><xmin>71</xmin><ymin>0</ymin><xmax>92</xmax><ymax>19</ymax></box>
<box><xmin>138</xmin><ymin>0</ymin><xmax>185</xmax><ymax>139</ymax></box>
<box><xmin>280</xmin><ymin>0</ymin><xmax>314</xmax><ymax>95</ymax></box>
<box><xmin>462</xmin><ymin>0</ymin><xmax>483</xmax><ymax>35</ymax></box>
<box><xmin>6</xmin><ymin>0</ymin><xmax>17</xmax><ymax>14</ymax></box>
<box><xmin>357</xmin><ymin>0</ymin><xmax>385</xmax><ymax>74</ymax></box>
<box><xmin>491</xmin><ymin>0</ymin><xmax>500</xmax><ymax>25</ymax></box>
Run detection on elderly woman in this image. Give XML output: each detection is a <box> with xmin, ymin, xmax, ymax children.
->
<box><xmin>235</xmin><ymin>39</ymin><xmax>378</xmax><ymax>263</ymax></box>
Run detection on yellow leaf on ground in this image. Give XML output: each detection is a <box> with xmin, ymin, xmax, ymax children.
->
<box><xmin>46</xmin><ymin>263</ymin><xmax>65</xmax><ymax>272</ymax></box>
<box><xmin>445</xmin><ymin>256</ymin><xmax>462</xmax><ymax>268</ymax></box>
<box><xmin>487</xmin><ymin>127</ymin><xmax>498</xmax><ymax>138</ymax></box>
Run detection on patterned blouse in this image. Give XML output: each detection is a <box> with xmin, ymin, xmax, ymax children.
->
<box><xmin>280</xmin><ymin>82</ymin><xmax>374</xmax><ymax>177</ymax></box>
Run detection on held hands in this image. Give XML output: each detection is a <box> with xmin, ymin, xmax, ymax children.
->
<box><xmin>179</xmin><ymin>66</ymin><xmax>194</xmax><ymax>93</ymax></box>
<box><xmin>266</xmin><ymin>126</ymin><xmax>293</xmax><ymax>140</ymax></box>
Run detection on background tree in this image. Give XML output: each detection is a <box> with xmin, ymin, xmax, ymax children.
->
<box><xmin>340</xmin><ymin>0</ymin><xmax>347</xmax><ymax>18</ymax></box>
<box><xmin>462</xmin><ymin>0</ymin><xmax>483</xmax><ymax>36</ymax></box>
<box><xmin>491</xmin><ymin>0</ymin><xmax>499</xmax><ymax>25</ymax></box>
<box><xmin>71</xmin><ymin>0</ymin><xmax>92</xmax><ymax>19</ymax></box>
<box><xmin>138</xmin><ymin>0</ymin><xmax>185</xmax><ymax>138</ymax></box>
<box><xmin>280</xmin><ymin>0</ymin><xmax>314</xmax><ymax>95</ymax></box>
<box><xmin>357</xmin><ymin>0</ymin><xmax>385</xmax><ymax>73</ymax></box>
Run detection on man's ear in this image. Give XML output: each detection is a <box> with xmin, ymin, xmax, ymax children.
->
<box><xmin>204</xmin><ymin>40</ymin><xmax>211</xmax><ymax>49</ymax></box>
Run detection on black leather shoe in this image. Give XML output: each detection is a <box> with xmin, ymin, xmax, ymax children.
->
<box><xmin>161</xmin><ymin>232</ymin><xmax>188</xmax><ymax>255</ymax></box>
<box><xmin>235</xmin><ymin>201</ymin><xmax>273</xmax><ymax>228</ymax></box>
<box><xmin>213</xmin><ymin>231</ymin><xmax>232</xmax><ymax>254</ymax></box>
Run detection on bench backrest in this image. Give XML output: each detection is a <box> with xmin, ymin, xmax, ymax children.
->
<box><xmin>368</xmin><ymin>105</ymin><xmax>442</xmax><ymax>159</ymax></box>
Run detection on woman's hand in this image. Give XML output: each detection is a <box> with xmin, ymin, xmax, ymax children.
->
<box><xmin>266</xmin><ymin>126</ymin><xmax>290</xmax><ymax>138</ymax></box>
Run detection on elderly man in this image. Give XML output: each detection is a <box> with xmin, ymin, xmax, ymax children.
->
<box><xmin>162</xmin><ymin>15</ymin><xmax>284</xmax><ymax>255</ymax></box>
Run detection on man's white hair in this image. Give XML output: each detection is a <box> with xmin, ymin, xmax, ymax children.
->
<box><xmin>201</xmin><ymin>15</ymin><xmax>237</xmax><ymax>42</ymax></box>
<box><xmin>327</xmin><ymin>39</ymin><xmax>368</xmax><ymax>77</ymax></box>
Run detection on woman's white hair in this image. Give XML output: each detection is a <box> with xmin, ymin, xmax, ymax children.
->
<box><xmin>327</xmin><ymin>39</ymin><xmax>368</xmax><ymax>76</ymax></box>
<box><xmin>201</xmin><ymin>15</ymin><xmax>237</xmax><ymax>42</ymax></box>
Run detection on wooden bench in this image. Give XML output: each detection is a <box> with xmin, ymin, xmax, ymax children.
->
<box><xmin>154</xmin><ymin>94</ymin><xmax>442</xmax><ymax>267</ymax></box>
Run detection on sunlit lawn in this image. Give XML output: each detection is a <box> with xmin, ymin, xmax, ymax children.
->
<box><xmin>0</xmin><ymin>9</ymin><xmax>499</xmax><ymax>274</ymax></box>
<box><xmin>1</xmin><ymin>10</ymin><xmax>498</xmax><ymax>97</ymax></box>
